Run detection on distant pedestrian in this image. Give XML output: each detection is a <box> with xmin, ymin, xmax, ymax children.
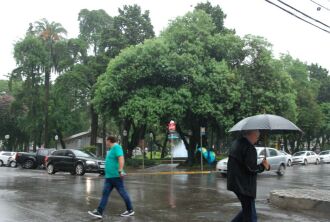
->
<box><xmin>88</xmin><ymin>136</ymin><xmax>134</xmax><ymax>219</ymax></box>
<box><xmin>227</xmin><ymin>130</ymin><xmax>270</xmax><ymax>222</ymax></box>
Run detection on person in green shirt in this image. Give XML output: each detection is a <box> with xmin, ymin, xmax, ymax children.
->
<box><xmin>88</xmin><ymin>136</ymin><xmax>134</xmax><ymax>219</ymax></box>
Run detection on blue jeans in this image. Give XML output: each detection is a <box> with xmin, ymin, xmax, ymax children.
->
<box><xmin>231</xmin><ymin>193</ymin><xmax>257</xmax><ymax>222</ymax></box>
<box><xmin>97</xmin><ymin>177</ymin><xmax>133</xmax><ymax>214</ymax></box>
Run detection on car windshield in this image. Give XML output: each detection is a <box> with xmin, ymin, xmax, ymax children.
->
<box><xmin>71</xmin><ymin>150</ymin><xmax>93</xmax><ymax>158</ymax></box>
<box><xmin>319</xmin><ymin>151</ymin><xmax>328</xmax><ymax>155</ymax></box>
<box><xmin>293</xmin><ymin>152</ymin><xmax>306</xmax><ymax>156</ymax></box>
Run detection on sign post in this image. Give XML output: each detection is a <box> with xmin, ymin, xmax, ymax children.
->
<box><xmin>142</xmin><ymin>139</ymin><xmax>145</xmax><ymax>170</ymax></box>
<box><xmin>168</xmin><ymin>120</ymin><xmax>176</xmax><ymax>165</ymax></box>
<box><xmin>200</xmin><ymin>127</ymin><xmax>206</xmax><ymax>171</ymax></box>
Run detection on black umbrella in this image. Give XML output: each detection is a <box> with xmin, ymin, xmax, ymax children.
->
<box><xmin>229</xmin><ymin>114</ymin><xmax>302</xmax><ymax>158</ymax></box>
<box><xmin>229</xmin><ymin>114</ymin><xmax>302</xmax><ymax>133</ymax></box>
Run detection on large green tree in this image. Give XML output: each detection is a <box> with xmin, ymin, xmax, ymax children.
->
<box><xmin>76</xmin><ymin>6</ymin><xmax>155</xmax><ymax>150</ymax></box>
<box><xmin>34</xmin><ymin>18</ymin><xmax>67</xmax><ymax>148</ymax></box>
<box><xmin>11</xmin><ymin>34</ymin><xmax>48</xmax><ymax>150</ymax></box>
<box><xmin>94</xmin><ymin>8</ymin><xmax>299</xmax><ymax>163</ymax></box>
<box><xmin>281</xmin><ymin>55</ymin><xmax>324</xmax><ymax>151</ymax></box>
<box><xmin>0</xmin><ymin>80</ymin><xmax>9</xmax><ymax>93</ymax></box>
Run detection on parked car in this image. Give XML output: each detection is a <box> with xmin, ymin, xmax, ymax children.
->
<box><xmin>7</xmin><ymin>152</ymin><xmax>17</xmax><ymax>167</ymax></box>
<box><xmin>15</xmin><ymin>148</ymin><xmax>55</xmax><ymax>169</ymax></box>
<box><xmin>216</xmin><ymin>147</ymin><xmax>287</xmax><ymax>176</ymax></box>
<box><xmin>280</xmin><ymin>151</ymin><xmax>292</xmax><ymax>167</ymax></box>
<box><xmin>0</xmin><ymin>151</ymin><xmax>16</xmax><ymax>167</ymax></box>
<box><xmin>291</xmin><ymin>151</ymin><xmax>320</xmax><ymax>165</ymax></box>
<box><xmin>216</xmin><ymin>157</ymin><xmax>228</xmax><ymax>176</ymax></box>
<box><xmin>45</xmin><ymin>149</ymin><xmax>105</xmax><ymax>176</ymax></box>
<box><xmin>319</xmin><ymin>150</ymin><xmax>330</xmax><ymax>163</ymax></box>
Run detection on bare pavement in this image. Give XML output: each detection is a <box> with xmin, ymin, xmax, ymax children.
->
<box><xmin>1</xmin><ymin>164</ymin><xmax>330</xmax><ymax>222</ymax></box>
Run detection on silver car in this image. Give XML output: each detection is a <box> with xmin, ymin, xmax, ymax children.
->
<box><xmin>319</xmin><ymin>150</ymin><xmax>330</xmax><ymax>163</ymax></box>
<box><xmin>292</xmin><ymin>151</ymin><xmax>320</xmax><ymax>165</ymax></box>
<box><xmin>280</xmin><ymin>151</ymin><xmax>292</xmax><ymax>167</ymax></box>
<box><xmin>216</xmin><ymin>147</ymin><xmax>286</xmax><ymax>176</ymax></box>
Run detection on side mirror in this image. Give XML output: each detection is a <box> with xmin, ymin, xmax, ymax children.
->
<box><xmin>68</xmin><ymin>153</ymin><xmax>74</xmax><ymax>158</ymax></box>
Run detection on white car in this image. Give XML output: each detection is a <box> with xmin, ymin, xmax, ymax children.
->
<box><xmin>319</xmin><ymin>150</ymin><xmax>330</xmax><ymax>163</ymax></box>
<box><xmin>280</xmin><ymin>151</ymin><xmax>292</xmax><ymax>167</ymax></box>
<box><xmin>0</xmin><ymin>151</ymin><xmax>16</xmax><ymax>167</ymax></box>
<box><xmin>292</xmin><ymin>151</ymin><xmax>320</xmax><ymax>165</ymax></box>
<box><xmin>216</xmin><ymin>157</ymin><xmax>228</xmax><ymax>176</ymax></box>
<box><xmin>216</xmin><ymin>147</ymin><xmax>287</xmax><ymax>176</ymax></box>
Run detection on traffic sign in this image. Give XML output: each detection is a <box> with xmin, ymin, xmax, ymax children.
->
<box><xmin>200</xmin><ymin>127</ymin><xmax>206</xmax><ymax>136</ymax></box>
<box><xmin>168</xmin><ymin>120</ymin><xmax>176</xmax><ymax>132</ymax></box>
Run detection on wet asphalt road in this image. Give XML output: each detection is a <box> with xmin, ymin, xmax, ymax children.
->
<box><xmin>1</xmin><ymin>164</ymin><xmax>330</xmax><ymax>222</ymax></box>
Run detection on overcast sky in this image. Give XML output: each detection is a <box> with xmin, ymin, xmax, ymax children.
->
<box><xmin>0</xmin><ymin>0</ymin><xmax>329</xmax><ymax>80</ymax></box>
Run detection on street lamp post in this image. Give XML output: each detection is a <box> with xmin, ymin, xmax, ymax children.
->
<box><xmin>200</xmin><ymin>127</ymin><xmax>206</xmax><ymax>172</ymax></box>
<box><xmin>123</xmin><ymin>130</ymin><xmax>128</xmax><ymax>156</ymax></box>
<box><xmin>5</xmin><ymin>134</ymin><xmax>10</xmax><ymax>151</ymax></box>
<box><xmin>149</xmin><ymin>132</ymin><xmax>153</xmax><ymax>160</ymax></box>
<box><xmin>54</xmin><ymin>135</ymin><xmax>59</xmax><ymax>150</ymax></box>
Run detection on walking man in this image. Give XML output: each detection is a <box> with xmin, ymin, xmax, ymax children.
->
<box><xmin>88</xmin><ymin>136</ymin><xmax>134</xmax><ymax>219</ymax></box>
<box><xmin>227</xmin><ymin>130</ymin><xmax>270</xmax><ymax>222</ymax></box>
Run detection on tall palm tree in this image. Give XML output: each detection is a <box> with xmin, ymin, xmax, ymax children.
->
<box><xmin>34</xmin><ymin>18</ymin><xmax>67</xmax><ymax>148</ymax></box>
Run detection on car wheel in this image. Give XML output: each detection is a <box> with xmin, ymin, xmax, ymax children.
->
<box><xmin>23</xmin><ymin>160</ymin><xmax>34</xmax><ymax>169</ymax></box>
<box><xmin>304</xmin><ymin>159</ymin><xmax>308</xmax><ymax>165</ymax></box>
<box><xmin>0</xmin><ymin>160</ymin><xmax>3</xmax><ymax>167</ymax></box>
<box><xmin>47</xmin><ymin>164</ymin><xmax>55</xmax><ymax>174</ymax></box>
<box><xmin>315</xmin><ymin>159</ymin><xmax>320</xmax><ymax>165</ymax></box>
<box><xmin>287</xmin><ymin>160</ymin><xmax>292</xmax><ymax>167</ymax></box>
<box><xmin>75</xmin><ymin>164</ymin><xmax>85</xmax><ymax>176</ymax></box>
<box><xmin>220</xmin><ymin>173</ymin><xmax>227</xmax><ymax>177</ymax></box>
<box><xmin>277</xmin><ymin>164</ymin><xmax>286</xmax><ymax>176</ymax></box>
<box><xmin>10</xmin><ymin>161</ymin><xmax>17</xmax><ymax>168</ymax></box>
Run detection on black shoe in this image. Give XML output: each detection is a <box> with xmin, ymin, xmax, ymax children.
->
<box><xmin>88</xmin><ymin>209</ymin><xmax>102</xmax><ymax>219</ymax></box>
<box><xmin>120</xmin><ymin>210</ymin><xmax>135</xmax><ymax>217</ymax></box>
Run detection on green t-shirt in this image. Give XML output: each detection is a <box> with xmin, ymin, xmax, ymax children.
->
<box><xmin>105</xmin><ymin>143</ymin><xmax>124</xmax><ymax>178</ymax></box>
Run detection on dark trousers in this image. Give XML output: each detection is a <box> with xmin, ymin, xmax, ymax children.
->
<box><xmin>97</xmin><ymin>177</ymin><xmax>133</xmax><ymax>214</ymax></box>
<box><xmin>231</xmin><ymin>193</ymin><xmax>257</xmax><ymax>222</ymax></box>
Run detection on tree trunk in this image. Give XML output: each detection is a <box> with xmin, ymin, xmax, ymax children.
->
<box><xmin>284</xmin><ymin>136</ymin><xmax>290</xmax><ymax>153</ymax></box>
<box><xmin>90</xmin><ymin>105</ymin><xmax>98</xmax><ymax>146</ymax></box>
<box><xmin>127</xmin><ymin>126</ymin><xmax>144</xmax><ymax>158</ymax></box>
<box><xmin>122</xmin><ymin>119</ymin><xmax>131</xmax><ymax>156</ymax></box>
<box><xmin>56</xmin><ymin>128</ymin><xmax>66</xmax><ymax>149</ymax></box>
<box><xmin>307</xmin><ymin>137</ymin><xmax>311</xmax><ymax>150</ymax></box>
<box><xmin>43</xmin><ymin>69</ymin><xmax>50</xmax><ymax>148</ymax></box>
<box><xmin>161</xmin><ymin>134</ymin><xmax>168</xmax><ymax>158</ymax></box>
<box><xmin>321</xmin><ymin>135</ymin><xmax>325</xmax><ymax>150</ymax></box>
<box><xmin>102</xmin><ymin>118</ymin><xmax>106</xmax><ymax>158</ymax></box>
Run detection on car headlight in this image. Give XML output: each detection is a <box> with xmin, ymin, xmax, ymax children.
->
<box><xmin>86</xmin><ymin>160</ymin><xmax>97</xmax><ymax>165</ymax></box>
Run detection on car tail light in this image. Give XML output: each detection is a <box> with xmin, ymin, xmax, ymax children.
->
<box><xmin>44</xmin><ymin>156</ymin><xmax>48</xmax><ymax>163</ymax></box>
<box><xmin>15</xmin><ymin>153</ymin><xmax>18</xmax><ymax>160</ymax></box>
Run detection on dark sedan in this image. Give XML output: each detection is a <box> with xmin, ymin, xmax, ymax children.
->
<box><xmin>45</xmin><ymin>149</ymin><xmax>105</xmax><ymax>176</ymax></box>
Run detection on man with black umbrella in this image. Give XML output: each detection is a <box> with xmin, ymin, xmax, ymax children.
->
<box><xmin>227</xmin><ymin>130</ymin><xmax>270</xmax><ymax>222</ymax></box>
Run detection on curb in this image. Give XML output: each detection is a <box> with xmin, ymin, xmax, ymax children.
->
<box><xmin>269</xmin><ymin>189</ymin><xmax>330</xmax><ymax>214</ymax></box>
<box><xmin>129</xmin><ymin>171</ymin><xmax>212</xmax><ymax>175</ymax></box>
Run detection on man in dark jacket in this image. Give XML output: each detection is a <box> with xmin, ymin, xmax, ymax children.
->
<box><xmin>227</xmin><ymin>130</ymin><xmax>270</xmax><ymax>222</ymax></box>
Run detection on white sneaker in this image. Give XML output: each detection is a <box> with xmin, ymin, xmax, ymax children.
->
<box><xmin>120</xmin><ymin>210</ymin><xmax>135</xmax><ymax>217</ymax></box>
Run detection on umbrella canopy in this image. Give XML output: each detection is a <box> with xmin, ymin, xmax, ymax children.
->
<box><xmin>196</xmin><ymin>147</ymin><xmax>216</xmax><ymax>164</ymax></box>
<box><xmin>229</xmin><ymin>114</ymin><xmax>302</xmax><ymax>133</ymax></box>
